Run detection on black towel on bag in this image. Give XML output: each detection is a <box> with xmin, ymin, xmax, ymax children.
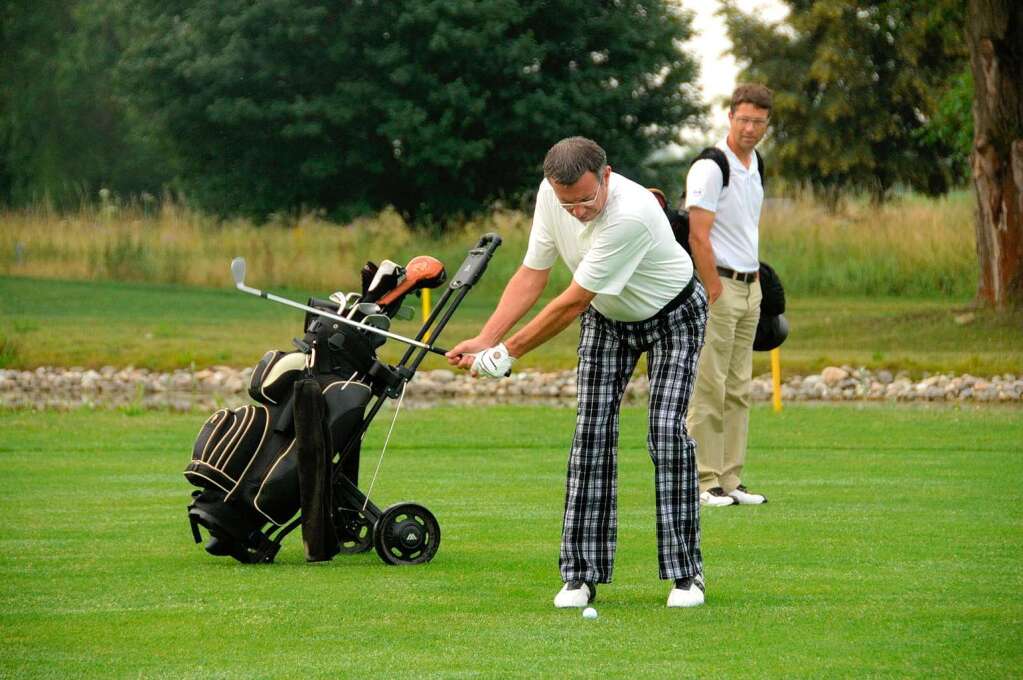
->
<box><xmin>294</xmin><ymin>378</ymin><xmax>340</xmax><ymax>562</ymax></box>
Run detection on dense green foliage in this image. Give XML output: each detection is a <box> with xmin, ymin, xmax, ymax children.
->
<box><xmin>0</xmin><ymin>0</ymin><xmax>173</xmax><ymax>207</ymax></box>
<box><xmin>2</xmin><ymin>406</ymin><xmax>1021</xmax><ymax>677</ymax></box>
<box><xmin>722</xmin><ymin>0</ymin><xmax>968</xmax><ymax>204</ymax></box>
<box><xmin>117</xmin><ymin>0</ymin><xmax>702</xmax><ymax>223</ymax></box>
<box><xmin>917</xmin><ymin>65</ymin><xmax>974</xmax><ymax>187</ymax></box>
<box><xmin>1</xmin><ymin>0</ymin><xmax>701</xmax><ymax>222</ymax></box>
<box><xmin>0</xmin><ymin>1</ymin><xmax>977</xmax><ymax>219</ymax></box>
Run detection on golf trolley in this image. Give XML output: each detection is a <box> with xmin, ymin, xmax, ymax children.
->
<box><xmin>184</xmin><ymin>234</ymin><xmax>502</xmax><ymax>565</ymax></box>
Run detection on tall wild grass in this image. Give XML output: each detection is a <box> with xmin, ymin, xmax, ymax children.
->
<box><xmin>0</xmin><ymin>190</ymin><xmax>977</xmax><ymax>299</ymax></box>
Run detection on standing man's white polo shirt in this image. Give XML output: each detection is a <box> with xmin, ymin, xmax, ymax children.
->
<box><xmin>684</xmin><ymin>140</ymin><xmax>764</xmax><ymax>273</ymax></box>
<box><xmin>523</xmin><ymin>172</ymin><xmax>694</xmax><ymax>322</ymax></box>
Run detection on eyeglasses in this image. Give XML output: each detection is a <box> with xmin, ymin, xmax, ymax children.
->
<box><xmin>734</xmin><ymin>116</ymin><xmax>769</xmax><ymax>129</ymax></box>
<box><xmin>557</xmin><ymin>181</ymin><xmax>604</xmax><ymax>209</ymax></box>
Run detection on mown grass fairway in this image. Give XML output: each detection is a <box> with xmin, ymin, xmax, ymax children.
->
<box><xmin>2</xmin><ymin>276</ymin><xmax>1022</xmax><ymax>376</ymax></box>
<box><xmin>1</xmin><ymin>404</ymin><xmax>1020</xmax><ymax>678</ymax></box>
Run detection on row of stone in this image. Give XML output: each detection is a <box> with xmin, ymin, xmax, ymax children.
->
<box><xmin>1</xmin><ymin>365</ymin><xmax>1020</xmax><ymax>411</ymax></box>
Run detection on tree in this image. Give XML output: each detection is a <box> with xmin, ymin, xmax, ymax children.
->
<box><xmin>720</xmin><ymin>0</ymin><xmax>968</xmax><ymax>205</ymax></box>
<box><xmin>120</xmin><ymin>0</ymin><xmax>703</xmax><ymax>224</ymax></box>
<box><xmin>966</xmin><ymin>0</ymin><xmax>1022</xmax><ymax>309</ymax></box>
<box><xmin>0</xmin><ymin>0</ymin><xmax>173</xmax><ymax>208</ymax></box>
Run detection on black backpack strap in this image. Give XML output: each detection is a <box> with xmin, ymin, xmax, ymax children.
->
<box><xmin>691</xmin><ymin>146</ymin><xmax>766</xmax><ymax>191</ymax></box>
<box><xmin>693</xmin><ymin>147</ymin><xmax>730</xmax><ymax>188</ymax></box>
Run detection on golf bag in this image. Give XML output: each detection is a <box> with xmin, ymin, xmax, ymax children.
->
<box><xmin>184</xmin><ymin>234</ymin><xmax>503</xmax><ymax>565</ymax></box>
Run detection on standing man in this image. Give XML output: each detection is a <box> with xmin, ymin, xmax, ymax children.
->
<box><xmin>447</xmin><ymin>137</ymin><xmax>709</xmax><ymax>608</ymax></box>
<box><xmin>685</xmin><ymin>84</ymin><xmax>772</xmax><ymax>507</ymax></box>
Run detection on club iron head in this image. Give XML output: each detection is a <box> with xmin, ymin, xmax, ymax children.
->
<box><xmin>328</xmin><ymin>292</ymin><xmax>347</xmax><ymax>310</ymax></box>
<box><xmin>362</xmin><ymin>313</ymin><xmax>391</xmax><ymax>332</ymax></box>
<box><xmin>394</xmin><ymin>305</ymin><xmax>415</xmax><ymax>321</ymax></box>
<box><xmin>356</xmin><ymin>302</ymin><xmax>382</xmax><ymax>317</ymax></box>
<box><xmin>231</xmin><ymin>257</ymin><xmax>247</xmax><ymax>287</ymax></box>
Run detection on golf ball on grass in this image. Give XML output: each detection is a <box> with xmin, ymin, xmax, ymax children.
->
<box><xmin>582</xmin><ymin>607</ymin><xmax>598</xmax><ymax>620</ymax></box>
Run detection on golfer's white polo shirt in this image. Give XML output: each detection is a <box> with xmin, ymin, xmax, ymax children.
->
<box><xmin>523</xmin><ymin>172</ymin><xmax>693</xmax><ymax>322</ymax></box>
<box><xmin>684</xmin><ymin>139</ymin><xmax>764</xmax><ymax>273</ymax></box>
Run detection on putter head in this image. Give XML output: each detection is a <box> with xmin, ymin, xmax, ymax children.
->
<box><xmin>231</xmin><ymin>257</ymin><xmax>247</xmax><ymax>287</ymax></box>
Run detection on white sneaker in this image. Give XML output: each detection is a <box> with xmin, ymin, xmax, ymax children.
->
<box><xmin>700</xmin><ymin>487</ymin><xmax>737</xmax><ymax>507</ymax></box>
<box><xmin>728</xmin><ymin>485</ymin><xmax>767</xmax><ymax>505</ymax></box>
<box><xmin>554</xmin><ymin>581</ymin><xmax>595</xmax><ymax>608</ymax></box>
<box><xmin>667</xmin><ymin>576</ymin><xmax>705</xmax><ymax>608</ymax></box>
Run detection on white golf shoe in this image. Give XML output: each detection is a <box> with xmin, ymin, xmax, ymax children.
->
<box><xmin>667</xmin><ymin>576</ymin><xmax>705</xmax><ymax>608</ymax></box>
<box><xmin>728</xmin><ymin>485</ymin><xmax>767</xmax><ymax>505</ymax></box>
<box><xmin>554</xmin><ymin>581</ymin><xmax>596</xmax><ymax>608</ymax></box>
<box><xmin>700</xmin><ymin>487</ymin><xmax>736</xmax><ymax>507</ymax></box>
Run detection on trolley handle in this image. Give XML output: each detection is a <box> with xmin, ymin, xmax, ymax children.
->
<box><xmin>449</xmin><ymin>232</ymin><xmax>503</xmax><ymax>290</ymax></box>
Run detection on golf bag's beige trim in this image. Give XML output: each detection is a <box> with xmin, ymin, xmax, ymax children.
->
<box><xmin>222</xmin><ymin>404</ymin><xmax>272</xmax><ymax>502</ymax></box>
<box><xmin>260</xmin><ymin>352</ymin><xmax>306</xmax><ymax>405</ymax></box>
<box><xmin>322</xmin><ymin>379</ymin><xmax>371</xmax><ymax>398</ymax></box>
<box><xmin>252</xmin><ymin>440</ymin><xmax>296</xmax><ymax>525</ymax></box>
<box><xmin>216</xmin><ymin>405</ymin><xmax>271</xmax><ymax>473</ymax></box>
<box><xmin>184</xmin><ymin>469</ymin><xmax>232</xmax><ymax>494</ymax></box>
<box><xmin>209</xmin><ymin>405</ymin><xmax>253</xmax><ymax>468</ymax></box>
<box><xmin>196</xmin><ymin>409</ymin><xmax>229</xmax><ymax>463</ymax></box>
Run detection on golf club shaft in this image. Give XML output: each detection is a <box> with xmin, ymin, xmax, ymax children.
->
<box><xmin>235</xmin><ymin>283</ymin><xmax>449</xmax><ymax>356</ymax></box>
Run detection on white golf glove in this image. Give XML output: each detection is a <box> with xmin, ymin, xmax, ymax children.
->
<box><xmin>471</xmin><ymin>342</ymin><xmax>515</xmax><ymax>379</ymax></box>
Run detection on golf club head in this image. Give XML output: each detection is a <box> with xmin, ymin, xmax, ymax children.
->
<box><xmin>231</xmin><ymin>257</ymin><xmax>247</xmax><ymax>287</ymax></box>
<box><xmin>377</xmin><ymin>256</ymin><xmax>447</xmax><ymax>305</ymax></box>
<box><xmin>362</xmin><ymin>313</ymin><xmax>391</xmax><ymax>332</ymax></box>
<box><xmin>328</xmin><ymin>292</ymin><xmax>348</xmax><ymax>311</ymax></box>
<box><xmin>356</xmin><ymin>302</ymin><xmax>382</xmax><ymax>317</ymax></box>
<box><xmin>394</xmin><ymin>305</ymin><xmax>415</xmax><ymax>321</ymax></box>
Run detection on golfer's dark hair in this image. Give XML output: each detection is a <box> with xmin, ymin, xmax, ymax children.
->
<box><xmin>730</xmin><ymin>83</ymin><xmax>773</xmax><ymax>113</ymax></box>
<box><xmin>543</xmin><ymin>137</ymin><xmax>607</xmax><ymax>186</ymax></box>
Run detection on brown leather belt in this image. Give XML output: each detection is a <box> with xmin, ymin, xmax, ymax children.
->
<box><xmin>716</xmin><ymin>266</ymin><xmax>758</xmax><ymax>284</ymax></box>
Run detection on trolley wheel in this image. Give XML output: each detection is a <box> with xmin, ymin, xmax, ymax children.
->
<box><xmin>334</xmin><ymin>508</ymin><xmax>374</xmax><ymax>554</ymax></box>
<box><xmin>373</xmin><ymin>503</ymin><xmax>440</xmax><ymax>565</ymax></box>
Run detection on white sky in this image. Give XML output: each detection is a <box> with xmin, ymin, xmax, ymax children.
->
<box><xmin>676</xmin><ymin>0</ymin><xmax>789</xmax><ymax>137</ymax></box>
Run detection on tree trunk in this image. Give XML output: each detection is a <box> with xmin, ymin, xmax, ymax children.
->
<box><xmin>966</xmin><ymin>0</ymin><xmax>1023</xmax><ymax>309</ymax></box>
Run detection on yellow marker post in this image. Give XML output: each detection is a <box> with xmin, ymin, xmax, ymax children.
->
<box><xmin>421</xmin><ymin>288</ymin><xmax>432</xmax><ymax>323</ymax></box>
<box><xmin>770</xmin><ymin>348</ymin><xmax>783</xmax><ymax>412</ymax></box>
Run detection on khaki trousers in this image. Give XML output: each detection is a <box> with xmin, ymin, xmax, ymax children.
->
<box><xmin>686</xmin><ymin>277</ymin><xmax>761</xmax><ymax>493</ymax></box>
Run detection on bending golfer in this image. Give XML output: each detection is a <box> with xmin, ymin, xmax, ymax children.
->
<box><xmin>447</xmin><ymin>137</ymin><xmax>709</xmax><ymax>608</ymax></box>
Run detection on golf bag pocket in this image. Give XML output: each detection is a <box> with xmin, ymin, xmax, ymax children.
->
<box><xmin>186</xmin><ymin>404</ymin><xmax>270</xmax><ymax>494</ymax></box>
<box><xmin>251</xmin><ymin>439</ymin><xmax>301</xmax><ymax>525</ymax></box>
<box><xmin>249</xmin><ymin>351</ymin><xmax>306</xmax><ymax>405</ymax></box>
<box><xmin>250</xmin><ymin>381</ymin><xmax>372</xmax><ymax>526</ymax></box>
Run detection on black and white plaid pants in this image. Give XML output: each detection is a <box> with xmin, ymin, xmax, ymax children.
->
<box><xmin>560</xmin><ymin>282</ymin><xmax>707</xmax><ymax>584</ymax></box>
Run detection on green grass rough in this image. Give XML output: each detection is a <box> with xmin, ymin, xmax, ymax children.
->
<box><xmin>1</xmin><ymin>404</ymin><xmax>1020</xmax><ymax>678</ymax></box>
<box><xmin>2</xmin><ymin>276</ymin><xmax>1021</xmax><ymax>375</ymax></box>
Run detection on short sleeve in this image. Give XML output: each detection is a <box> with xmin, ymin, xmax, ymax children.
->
<box><xmin>684</xmin><ymin>158</ymin><xmax>724</xmax><ymax>213</ymax></box>
<box><xmin>522</xmin><ymin>183</ymin><xmax>559</xmax><ymax>270</ymax></box>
